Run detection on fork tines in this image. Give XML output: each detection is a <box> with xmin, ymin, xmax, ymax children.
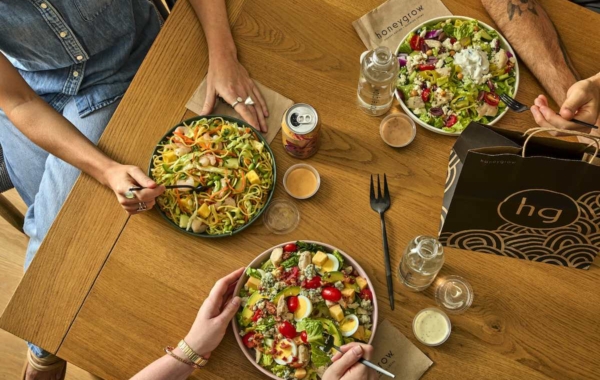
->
<box><xmin>370</xmin><ymin>174</ymin><xmax>390</xmax><ymax>205</ymax></box>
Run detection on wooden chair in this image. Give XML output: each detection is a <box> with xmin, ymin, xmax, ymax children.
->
<box><xmin>152</xmin><ymin>0</ymin><xmax>173</xmax><ymax>20</ymax></box>
<box><xmin>0</xmin><ymin>145</ymin><xmax>24</xmax><ymax>233</ymax></box>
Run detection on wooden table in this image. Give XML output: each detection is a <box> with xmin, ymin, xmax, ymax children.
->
<box><xmin>2</xmin><ymin>0</ymin><xmax>600</xmax><ymax>379</ymax></box>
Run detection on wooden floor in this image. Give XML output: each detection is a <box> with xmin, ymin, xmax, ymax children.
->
<box><xmin>0</xmin><ymin>190</ymin><xmax>98</xmax><ymax>380</ymax></box>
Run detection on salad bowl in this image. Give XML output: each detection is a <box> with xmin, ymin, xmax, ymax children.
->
<box><xmin>232</xmin><ymin>241</ymin><xmax>378</xmax><ymax>380</ymax></box>
<box><xmin>395</xmin><ymin>16</ymin><xmax>520</xmax><ymax>136</ymax></box>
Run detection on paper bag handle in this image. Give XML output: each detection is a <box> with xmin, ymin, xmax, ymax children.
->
<box><xmin>522</xmin><ymin>127</ymin><xmax>600</xmax><ymax>164</ymax></box>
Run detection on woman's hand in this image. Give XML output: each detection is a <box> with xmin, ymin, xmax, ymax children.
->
<box><xmin>103</xmin><ymin>163</ymin><xmax>165</xmax><ymax>215</ymax></box>
<box><xmin>324</xmin><ymin>343</ymin><xmax>378</xmax><ymax>380</ymax></box>
<box><xmin>201</xmin><ymin>53</ymin><xmax>269</xmax><ymax>133</ymax></box>
<box><xmin>531</xmin><ymin>73</ymin><xmax>600</xmax><ymax>137</ymax></box>
<box><xmin>183</xmin><ymin>267</ymin><xmax>244</xmax><ymax>358</ymax></box>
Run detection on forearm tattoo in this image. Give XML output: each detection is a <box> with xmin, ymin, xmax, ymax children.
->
<box><xmin>507</xmin><ymin>0</ymin><xmax>538</xmax><ymax>21</ymax></box>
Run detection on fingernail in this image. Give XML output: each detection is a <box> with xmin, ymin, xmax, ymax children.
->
<box><xmin>231</xmin><ymin>297</ymin><xmax>240</xmax><ymax>306</ymax></box>
<box><xmin>353</xmin><ymin>346</ymin><xmax>363</xmax><ymax>356</ymax></box>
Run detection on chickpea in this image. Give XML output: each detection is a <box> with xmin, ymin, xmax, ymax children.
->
<box><xmin>449</xmin><ymin>50</ymin><xmax>456</xmax><ymax>56</ymax></box>
<box><xmin>440</xmin><ymin>90</ymin><xmax>447</xmax><ymax>96</ymax></box>
<box><xmin>457</xmin><ymin>73</ymin><xmax>464</xmax><ymax>80</ymax></box>
<box><xmin>426</xmin><ymin>49</ymin><xmax>433</xmax><ymax>56</ymax></box>
<box><xmin>410</xmin><ymin>90</ymin><xmax>418</xmax><ymax>97</ymax></box>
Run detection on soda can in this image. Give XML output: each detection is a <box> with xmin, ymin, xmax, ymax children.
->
<box><xmin>281</xmin><ymin>103</ymin><xmax>321</xmax><ymax>159</ymax></box>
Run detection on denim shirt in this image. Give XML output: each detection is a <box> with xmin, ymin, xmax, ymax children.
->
<box><xmin>0</xmin><ymin>0</ymin><xmax>162</xmax><ymax>117</ymax></box>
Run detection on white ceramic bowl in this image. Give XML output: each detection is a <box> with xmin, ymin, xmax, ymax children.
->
<box><xmin>394</xmin><ymin>16</ymin><xmax>520</xmax><ymax>137</ymax></box>
<box><xmin>231</xmin><ymin>241</ymin><xmax>379</xmax><ymax>380</ymax></box>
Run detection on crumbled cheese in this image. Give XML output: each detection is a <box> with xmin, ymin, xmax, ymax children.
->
<box><xmin>334</xmin><ymin>281</ymin><xmax>344</xmax><ymax>290</ymax></box>
<box><xmin>442</xmin><ymin>105</ymin><xmax>449</xmax><ymax>115</ymax></box>
<box><xmin>359</xmin><ymin>314</ymin><xmax>371</xmax><ymax>324</ymax></box>
<box><xmin>435</xmin><ymin>59</ymin><xmax>445</xmax><ymax>69</ymax></box>
<box><xmin>425</xmin><ymin>81</ymin><xmax>431</xmax><ymax>88</ymax></box>
<box><xmin>490</xmin><ymin>38</ymin><xmax>498</xmax><ymax>51</ymax></box>
<box><xmin>399</xmin><ymin>74</ymin><xmax>407</xmax><ymax>85</ymax></box>
<box><xmin>304</xmin><ymin>264</ymin><xmax>316</xmax><ymax>279</ymax></box>
<box><xmin>261</xmin><ymin>272</ymin><xmax>275</xmax><ymax>287</ymax></box>
<box><xmin>360</xmin><ymin>299</ymin><xmax>373</xmax><ymax>311</ymax></box>
<box><xmin>442</xmin><ymin>38</ymin><xmax>453</xmax><ymax>50</ymax></box>
<box><xmin>413</xmin><ymin>108</ymin><xmax>424</xmax><ymax>115</ymax></box>
<box><xmin>452</xmin><ymin>41</ymin><xmax>462</xmax><ymax>51</ymax></box>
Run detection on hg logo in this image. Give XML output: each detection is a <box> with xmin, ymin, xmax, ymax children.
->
<box><xmin>497</xmin><ymin>189</ymin><xmax>580</xmax><ymax>229</ymax></box>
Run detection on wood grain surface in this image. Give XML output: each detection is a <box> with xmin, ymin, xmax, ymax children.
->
<box><xmin>3</xmin><ymin>0</ymin><xmax>600</xmax><ymax>379</ymax></box>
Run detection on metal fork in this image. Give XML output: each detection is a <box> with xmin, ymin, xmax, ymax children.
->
<box><xmin>499</xmin><ymin>93</ymin><xmax>598</xmax><ymax>130</ymax></box>
<box><xmin>370</xmin><ymin>174</ymin><xmax>394</xmax><ymax>311</ymax></box>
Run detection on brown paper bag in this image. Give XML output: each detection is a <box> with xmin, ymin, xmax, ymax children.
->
<box><xmin>372</xmin><ymin>319</ymin><xmax>433</xmax><ymax>379</ymax></box>
<box><xmin>353</xmin><ymin>0</ymin><xmax>452</xmax><ymax>51</ymax></box>
<box><xmin>185</xmin><ymin>78</ymin><xmax>294</xmax><ymax>144</ymax></box>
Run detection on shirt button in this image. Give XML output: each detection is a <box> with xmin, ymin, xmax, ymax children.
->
<box><xmin>76</xmin><ymin>55</ymin><xmax>83</xmax><ymax>61</ymax></box>
<box><xmin>40</xmin><ymin>3</ymin><xmax>47</xmax><ymax>9</ymax></box>
<box><xmin>73</xmin><ymin>71</ymin><xmax>79</xmax><ymax>77</ymax></box>
<box><xmin>60</xmin><ymin>31</ymin><xmax>68</xmax><ymax>38</ymax></box>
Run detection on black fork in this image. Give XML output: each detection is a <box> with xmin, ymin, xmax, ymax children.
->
<box><xmin>499</xmin><ymin>93</ymin><xmax>597</xmax><ymax>130</ymax></box>
<box><xmin>370</xmin><ymin>174</ymin><xmax>394</xmax><ymax>310</ymax></box>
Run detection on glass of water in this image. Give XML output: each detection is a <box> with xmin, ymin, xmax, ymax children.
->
<box><xmin>398</xmin><ymin>236</ymin><xmax>444</xmax><ymax>291</ymax></box>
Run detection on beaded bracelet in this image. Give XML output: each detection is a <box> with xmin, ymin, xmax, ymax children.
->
<box><xmin>164</xmin><ymin>346</ymin><xmax>202</xmax><ymax>370</ymax></box>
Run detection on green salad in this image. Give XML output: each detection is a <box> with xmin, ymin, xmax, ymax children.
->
<box><xmin>236</xmin><ymin>242</ymin><xmax>374</xmax><ymax>379</ymax></box>
<box><xmin>396</xmin><ymin>18</ymin><xmax>517</xmax><ymax>133</ymax></box>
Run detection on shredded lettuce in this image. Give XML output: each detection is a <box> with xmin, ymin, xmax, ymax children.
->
<box><xmin>246</xmin><ymin>268</ymin><xmax>262</xmax><ymax>279</ymax></box>
<box><xmin>281</xmin><ymin>255</ymin><xmax>299</xmax><ymax>268</ymax></box>
<box><xmin>296</xmin><ymin>241</ymin><xmax>326</xmax><ymax>253</ymax></box>
<box><xmin>311</xmin><ymin>345</ymin><xmax>331</xmax><ymax>368</ymax></box>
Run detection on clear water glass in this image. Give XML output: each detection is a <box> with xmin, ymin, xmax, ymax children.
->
<box><xmin>398</xmin><ymin>236</ymin><xmax>444</xmax><ymax>291</ymax></box>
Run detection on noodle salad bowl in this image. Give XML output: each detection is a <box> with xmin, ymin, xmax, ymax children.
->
<box><xmin>149</xmin><ymin>115</ymin><xmax>276</xmax><ymax>238</ymax></box>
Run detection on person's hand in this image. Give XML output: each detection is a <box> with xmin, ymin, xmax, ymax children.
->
<box><xmin>530</xmin><ymin>74</ymin><xmax>600</xmax><ymax>136</ymax></box>
<box><xmin>201</xmin><ymin>53</ymin><xmax>269</xmax><ymax>133</ymax></box>
<box><xmin>103</xmin><ymin>163</ymin><xmax>165</xmax><ymax>215</ymax></box>
<box><xmin>183</xmin><ymin>267</ymin><xmax>244</xmax><ymax>358</ymax></box>
<box><xmin>323</xmin><ymin>343</ymin><xmax>378</xmax><ymax>380</ymax></box>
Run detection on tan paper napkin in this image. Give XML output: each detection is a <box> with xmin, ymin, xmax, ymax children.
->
<box><xmin>372</xmin><ymin>319</ymin><xmax>433</xmax><ymax>379</ymax></box>
<box><xmin>353</xmin><ymin>0</ymin><xmax>452</xmax><ymax>51</ymax></box>
<box><xmin>186</xmin><ymin>78</ymin><xmax>294</xmax><ymax>144</ymax></box>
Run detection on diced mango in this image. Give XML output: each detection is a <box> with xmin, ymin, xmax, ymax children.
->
<box><xmin>352</xmin><ymin>326</ymin><xmax>365</xmax><ymax>341</ymax></box>
<box><xmin>341</xmin><ymin>288</ymin><xmax>355</xmax><ymax>299</ymax></box>
<box><xmin>163</xmin><ymin>150</ymin><xmax>177</xmax><ymax>163</ymax></box>
<box><xmin>198</xmin><ymin>203</ymin><xmax>211</xmax><ymax>219</ymax></box>
<box><xmin>312</xmin><ymin>251</ymin><xmax>329</xmax><ymax>267</ymax></box>
<box><xmin>356</xmin><ymin>276</ymin><xmax>368</xmax><ymax>290</ymax></box>
<box><xmin>328</xmin><ymin>304</ymin><xmax>344</xmax><ymax>322</ymax></box>
<box><xmin>247</xmin><ymin>170</ymin><xmax>261</xmax><ymax>185</ymax></box>
<box><xmin>246</xmin><ymin>276</ymin><xmax>261</xmax><ymax>291</ymax></box>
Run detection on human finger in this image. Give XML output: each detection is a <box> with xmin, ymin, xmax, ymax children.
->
<box><xmin>560</xmin><ymin>85</ymin><xmax>591</xmax><ymax>121</ymax></box>
<box><xmin>201</xmin><ymin>84</ymin><xmax>217</xmax><ymax>115</ymax></box>
<box><xmin>326</xmin><ymin>345</ymin><xmax>364</xmax><ymax>378</ymax></box>
<box><xmin>539</xmin><ymin>105</ymin><xmax>593</xmax><ymax>133</ymax></box>
<box><xmin>127</xmin><ymin>166</ymin><xmax>157</xmax><ymax>189</ymax></box>
<box><xmin>215</xmin><ymin>296</ymin><xmax>241</xmax><ymax>324</ymax></box>
<box><xmin>251</xmin><ymin>84</ymin><xmax>269</xmax><ymax>118</ymax></box>
<box><xmin>205</xmin><ymin>268</ymin><xmax>245</xmax><ymax>316</ymax></box>
<box><xmin>338</xmin><ymin>343</ymin><xmax>374</xmax><ymax>360</ymax></box>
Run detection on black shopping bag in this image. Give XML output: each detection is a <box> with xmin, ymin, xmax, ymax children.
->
<box><xmin>439</xmin><ymin>123</ymin><xmax>600</xmax><ymax>269</ymax></box>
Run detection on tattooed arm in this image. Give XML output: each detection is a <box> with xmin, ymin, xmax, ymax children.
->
<box><xmin>481</xmin><ymin>0</ymin><xmax>580</xmax><ymax>105</ymax></box>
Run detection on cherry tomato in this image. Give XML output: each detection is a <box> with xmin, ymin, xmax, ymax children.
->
<box><xmin>302</xmin><ymin>276</ymin><xmax>321</xmax><ymax>289</ymax></box>
<box><xmin>251</xmin><ymin>309</ymin><xmax>262</xmax><ymax>322</ymax></box>
<box><xmin>278</xmin><ymin>321</ymin><xmax>297</xmax><ymax>339</ymax></box>
<box><xmin>483</xmin><ymin>92</ymin><xmax>500</xmax><ymax>107</ymax></box>
<box><xmin>418</xmin><ymin>64</ymin><xmax>436</xmax><ymax>71</ymax></box>
<box><xmin>360</xmin><ymin>289</ymin><xmax>373</xmax><ymax>301</ymax></box>
<box><xmin>421</xmin><ymin>88</ymin><xmax>431</xmax><ymax>102</ymax></box>
<box><xmin>321</xmin><ymin>287</ymin><xmax>342</xmax><ymax>302</ymax></box>
<box><xmin>450</xmin><ymin>37</ymin><xmax>457</xmax><ymax>44</ymax></box>
<box><xmin>283</xmin><ymin>243</ymin><xmax>297</xmax><ymax>252</ymax></box>
<box><xmin>300</xmin><ymin>331</ymin><xmax>308</xmax><ymax>344</ymax></box>
<box><xmin>242</xmin><ymin>332</ymin><xmax>256</xmax><ymax>348</ymax></box>
<box><xmin>445</xmin><ymin>115</ymin><xmax>458</xmax><ymax>127</ymax></box>
<box><xmin>410</xmin><ymin>34</ymin><xmax>424</xmax><ymax>51</ymax></box>
<box><xmin>287</xmin><ymin>296</ymin><xmax>299</xmax><ymax>312</ymax></box>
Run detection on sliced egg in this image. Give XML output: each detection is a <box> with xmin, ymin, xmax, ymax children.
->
<box><xmin>294</xmin><ymin>295</ymin><xmax>313</xmax><ymax>321</ymax></box>
<box><xmin>273</xmin><ymin>338</ymin><xmax>298</xmax><ymax>365</ymax></box>
<box><xmin>319</xmin><ymin>254</ymin><xmax>340</xmax><ymax>274</ymax></box>
<box><xmin>339</xmin><ymin>314</ymin><xmax>360</xmax><ymax>337</ymax></box>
